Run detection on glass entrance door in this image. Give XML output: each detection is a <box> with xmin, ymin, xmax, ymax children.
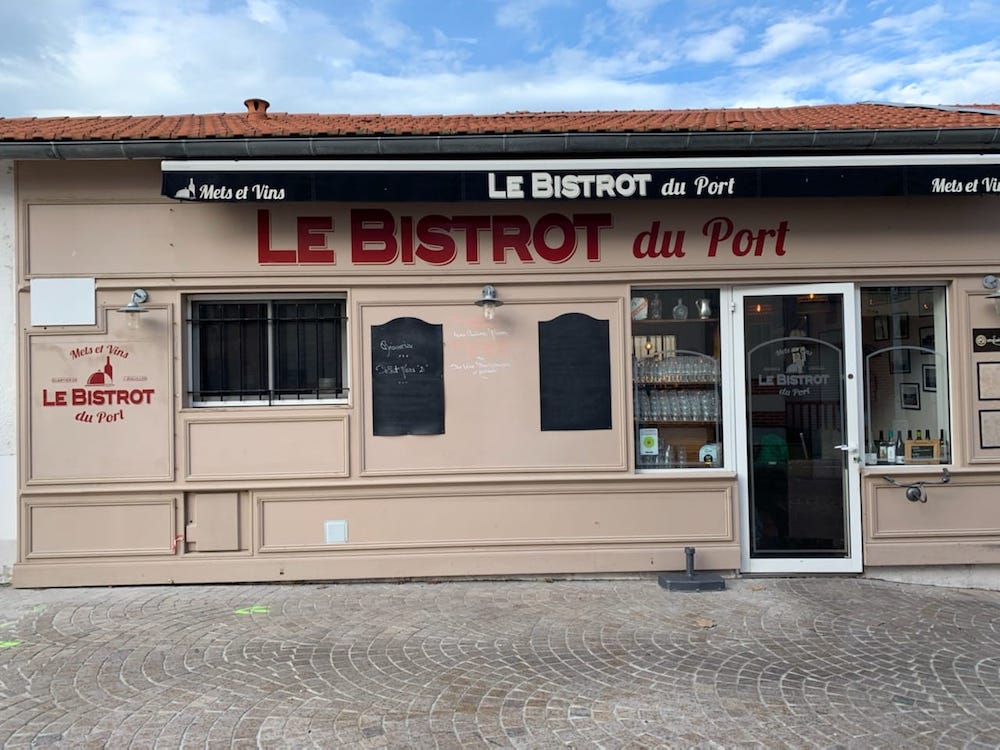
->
<box><xmin>734</xmin><ymin>284</ymin><xmax>862</xmax><ymax>573</ymax></box>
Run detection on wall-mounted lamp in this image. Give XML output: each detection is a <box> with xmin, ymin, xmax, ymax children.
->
<box><xmin>984</xmin><ymin>275</ymin><xmax>1000</xmax><ymax>318</ymax></box>
<box><xmin>474</xmin><ymin>284</ymin><xmax>503</xmax><ymax>320</ymax></box>
<box><xmin>116</xmin><ymin>288</ymin><xmax>149</xmax><ymax>329</ymax></box>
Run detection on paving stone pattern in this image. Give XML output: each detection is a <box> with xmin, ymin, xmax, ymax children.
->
<box><xmin>0</xmin><ymin>577</ymin><xmax>998</xmax><ymax>748</ymax></box>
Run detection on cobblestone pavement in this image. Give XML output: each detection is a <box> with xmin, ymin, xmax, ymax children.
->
<box><xmin>0</xmin><ymin>577</ymin><xmax>999</xmax><ymax>749</ymax></box>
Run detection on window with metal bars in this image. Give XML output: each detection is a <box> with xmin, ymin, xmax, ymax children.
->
<box><xmin>188</xmin><ymin>297</ymin><xmax>348</xmax><ymax>405</ymax></box>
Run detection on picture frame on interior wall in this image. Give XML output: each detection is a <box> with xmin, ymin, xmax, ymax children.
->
<box><xmin>889</xmin><ymin>287</ymin><xmax>911</xmax><ymax>304</ymax></box>
<box><xmin>892</xmin><ymin>313</ymin><xmax>909</xmax><ymax>340</ymax></box>
<box><xmin>900</xmin><ymin>382</ymin><xmax>920</xmax><ymax>410</ymax></box>
<box><xmin>873</xmin><ymin>316</ymin><xmax>889</xmax><ymax>341</ymax></box>
<box><xmin>922</xmin><ymin>364</ymin><xmax>936</xmax><ymax>392</ymax></box>
<box><xmin>919</xmin><ymin>326</ymin><xmax>935</xmax><ymax>350</ymax></box>
<box><xmin>978</xmin><ymin>361</ymin><xmax>1000</xmax><ymax>401</ymax></box>
<box><xmin>889</xmin><ymin>348</ymin><xmax>910</xmax><ymax>374</ymax></box>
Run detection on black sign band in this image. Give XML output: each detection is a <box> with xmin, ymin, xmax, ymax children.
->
<box><xmin>162</xmin><ymin>163</ymin><xmax>1000</xmax><ymax>203</ymax></box>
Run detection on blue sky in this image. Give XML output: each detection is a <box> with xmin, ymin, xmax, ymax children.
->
<box><xmin>1</xmin><ymin>0</ymin><xmax>999</xmax><ymax>118</ymax></box>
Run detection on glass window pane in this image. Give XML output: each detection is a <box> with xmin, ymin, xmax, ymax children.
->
<box><xmin>744</xmin><ymin>292</ymin><xmax>847</xmax><ymax>557</ymax></box>
<box><xmin>316</xmin><ymin>302</ymin><xmax>344</xmax><ymax>393</ymax></box>
<box><xmin>274</xmin><ymin>302</ymin><xmax>311</xmax><ymax>396</ymax></box>
<box><xmin>194</xmin><ymin>302</ymin><xmax>266</xmax><ymax>400</ymax></box>
<box><xmin>273</xmin><ymin>301</ymin><xmax>344</xmax><ymax>399</ymax></box>
<box><xmin>860</xmin><ymin>286</ymin><xmax>950</xmax><ymax>465</ymax></box>
<box><xmin>190</xmin><ymin>298</ymin><xmax>345</xmax><ymax>405</ymax></box>
<box><xmin>189</xmin><ymin>299</ymin><xmax>346</xmax><ymax>404</ymax></box>
<box><xmin>632</xmin><ymin>288</ymin><xmax>723</xmax><ymax>470</ymax></box>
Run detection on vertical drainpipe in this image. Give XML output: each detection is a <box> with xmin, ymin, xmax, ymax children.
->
<box><xmin>0</xmin><ymin>160</ymin><xmax>15</xmax><ymax>581</ymax></box>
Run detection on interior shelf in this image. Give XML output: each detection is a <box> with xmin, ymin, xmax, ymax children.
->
<box><xmin>637</xmin><ymin>420</ymin><xmax>717</xmax><ymax>427</ymax></box>
<box><xmin>632</xmin><ymin>318</ymin><xmax>718</xmax><ymax>325</ymax></box>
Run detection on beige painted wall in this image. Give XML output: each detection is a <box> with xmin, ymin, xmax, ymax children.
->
<box><xmin>24</xmin><ymin>197</ymin><xmax>1000</xmax><ymax>280</ymax></box>
<box><xmin>12</xmin><ymin>160</ymin><xmax>1000</xmax><ymax>587</ymax></box>
<box><xmin>358</xmin><ymin>296</ymin><xmax>627</xmax><ymax>475</ymax></box>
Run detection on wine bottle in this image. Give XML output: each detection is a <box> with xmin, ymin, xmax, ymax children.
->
<box><xmin>886</xmin><ymin>431</ymin><xmax>896</xmax><ymax>463</ymax></box>
<box><xmin>895</xmin><ymin>430</ymin><xmax>905</xmax><ymax>464</ymax></box>
<box><xmin>877</xmin><ymin>430</ymin><xmax>887</xmax><ymax>463</ymax></box>
<box><xmin>940</xmin><ymin>429</ymin><xmax>950</xmax><ymax>463</ymax></box>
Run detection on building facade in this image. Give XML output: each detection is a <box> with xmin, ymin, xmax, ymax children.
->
<box><xmin>3</xmin><ymin>101</ymin><xmax>1000</xmax><ymax>587</ymax></box>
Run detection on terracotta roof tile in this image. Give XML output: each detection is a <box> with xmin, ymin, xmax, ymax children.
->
<box><xmin>1</xmin><ymin>102</ymin><xmax>999</xmax><ymax>142</ymax></box>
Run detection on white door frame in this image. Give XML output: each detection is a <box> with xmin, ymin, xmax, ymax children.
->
<box><xmin>733</xmin><ymin>283</ymin><xmax>863</xmax><ymax>574</ymax></box>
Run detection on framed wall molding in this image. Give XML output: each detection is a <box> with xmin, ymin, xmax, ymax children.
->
<box><xmin>978</xmin><ymin>362</ymin><xmax>1000</xmax><ymax>401</ymax></box>
<box><xmin>980</xmin><ymin>410</ymin><xmax>1000</xmax><ymax>449</ymax></box>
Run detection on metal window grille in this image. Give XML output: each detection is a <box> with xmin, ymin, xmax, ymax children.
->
<box><xmin>189</xmin><ymin>299</ymin><xmax>347</xmax><ymax>404</ymax></box>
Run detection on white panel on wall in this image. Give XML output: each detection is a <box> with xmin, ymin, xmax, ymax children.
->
<box><xmin>30</xmin><ymin>278</ymin><xmax>96</xmax><ymax>326</ymax></box>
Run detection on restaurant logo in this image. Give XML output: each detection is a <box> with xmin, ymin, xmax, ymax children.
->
<box><xmin>487</xmin><ymin>171</ymin><xmax>738</xmax><ymax>200</ymax></box>
<box><xmin>755</xmin><ymin>343</ymin><xmax>831</xmax><ymax>397</ymax></box>
<box><xmin>255</xmin><ymin>209</ymin><xmax>790</xmax><ymax>266</ymax></box>
<box><xmin>931</xmin><ymin>177</ymin><xmax>1000</xmax><ymax>194</ymax></box>
<box><xmin>172</xmin><ymin>178</ymin><xmax>197</xmax><ymax>199</ymax></box>
<box><xmin>174</xmin><ymin>177</ymin><xmax>285</xmax><ymax>201</ymax></box>
<box><xmin>40</xmin><ymin>345</ymin><xmax>154</xmax><ymax>424</ymax></box>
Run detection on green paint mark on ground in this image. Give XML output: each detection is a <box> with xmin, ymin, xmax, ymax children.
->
<box><xmin>233</xmin><ymin>606</ymin><xmax>270</xmax><ymax>615</ymax></box>
<box><xmin>0</xmin><ymin>622</ymin><xmax>15</xmax><ymax>629</ymax></box>
<box><xmin>0</xmin><ymin>640</ymin><xmax>22</xmax><ymax>649</ymax></box>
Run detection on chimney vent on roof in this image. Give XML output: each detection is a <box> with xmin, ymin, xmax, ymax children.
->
<box><xmin>244</xmin><ymin>98</ymin><xmax>270</xmax><ymax>118</ymax></box>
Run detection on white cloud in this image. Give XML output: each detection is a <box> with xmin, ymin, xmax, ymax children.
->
<box><xmin>868</xmin><ymin>3</ymin><xmax>947</xmax><ymax>37</ymax></box>
<box><xmin>738</xmin><ymin>19</ymin><xmax>829</xmax><ymax>66</ymax></box>
<box><xmin>494</xmin><ymin>0</ymin><xmax>550</xmax><ymax>32</ymax></box>
<box><xmin>247</xmin><ymin>0</ymin><xmax>287</xmax><ymax>29</ymax></box>
<box><xmin>606</xmin><ymin>0</ymin><xmax>664</xmax><ymax>15</ymax></box>
<box><xmin>727</xmin><ymin>72</ymin><xmax>828</xmax><ymax>108</ymax></box>
<box><xmin>360</xmin><ymin>0</ymin><xmax>415</xmax><ymax>51</ymax></box>
<box><xmin>431</xmin><ymin>28</ymin><xmax>477</xmax><ymax>46</ymax></box>
<box><xmin>820</xmin><ymin>41</ymin><xmax>1000</xmax><ymax>105</ymax></box>
<box><xmin>684</xmin><ymin>25</ymin><xmax>746</xmax><ymax>64</ymax></box>
<box><xmin>10</xmin><ymin>1</ymin><xmax>370</xmax><ymax>116</ymax></box>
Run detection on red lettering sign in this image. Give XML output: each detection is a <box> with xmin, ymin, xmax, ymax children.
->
<box><xmin>703</xmin><ymin>216</ymin><xmax>789</xmax><ymax>257</ymax></box>
<box><xmin>255</xmin><ymin>209</ymin><xmax>795</xmax><ymax>266</ymax></box>
<box><xmin>257</xmin><ymin>209</ymin><xmax>296</xmax><ymax>263</ymax></box>
<box><xmin>258</xmin><ymin>210</ymin><xmax>335</xmax><ymax>263</ymax></box>
<box><xmin>260</xmin><ymin>208</ymin><xmax>611</xmax><ymax>266</ymax></box>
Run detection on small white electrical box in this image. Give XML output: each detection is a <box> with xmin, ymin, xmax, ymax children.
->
<box><xmin>324</xmin><ymin>520</ymin><xmax>348</xmax><ymax>544</ymax></box>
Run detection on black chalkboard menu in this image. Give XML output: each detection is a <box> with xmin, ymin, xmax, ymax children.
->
<box><xmin>538</xmin><ymin>313</ymin><xmax>612</xmax><ymax>431</ymax></box>
<box><xmin>371</xmin><ymin>317</ymin><xmax>444</xmax><ymax>436</ymax></box>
